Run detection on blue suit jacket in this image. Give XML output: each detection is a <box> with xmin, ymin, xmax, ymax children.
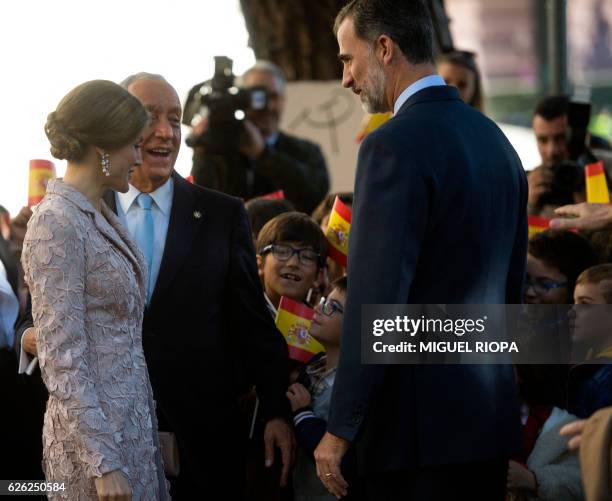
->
<box><xmin>327</xmin><ymin>86</ymin><xmax>527</xmax><ymax>472</ymax></box>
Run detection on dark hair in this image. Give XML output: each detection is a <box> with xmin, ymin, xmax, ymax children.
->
<box><xmin>0</xmin><ymin>205</ymin><xmax>8</xmax><ymax>216</ymax></box>
<box><xmin>334</xmin><ymin>0</ymin><xmax>434</xmax><ymax>64</ymax></box>
<box><xmin>45</xmin><ymin>80</ymin><xmax>148</xmax><ymax>162</ymax></box>
<box><xmin>533</xmin><ymin>95</ymin><xmax>569</xmax><ymax>121</ymax></box>
<box><xmin>311</xmin><ymin>192</ymin><xmax>354</xmax><ymax>225</ymax></box>
<box><xmin>245</xmin><ymin>198</ymin><xmax>295</xmax><ymax>240</ymax></box>
<box><xmin>437</xmin><ymin>50</ymin><xmax>484</xmax><ymax>111</ymax></box>
<box><xmin>534</xmin><ymin>161</ymin><xmax>584</xmax><ymax>212</ymax></box>
<box><xmin>576</xmin><ymin>264</ymin><xmax>612</xmax><ymax>304</ymax></box>
<box><xmin>529</xmin><ymin>230</ymin><xmax>598</xmax><ymax>300</ymax></box>
<box><xmin>332</xmin><ymin>275</ymin><xmax>347</xmax><ymax>293</ymax></box>
<box><xmin>256</xmin><ymin>212</ymin><xmax>328</xmax><ymax>266</ymax></box>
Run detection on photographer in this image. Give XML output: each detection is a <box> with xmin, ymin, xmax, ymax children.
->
<box><xmin>189</xmin><ymin>61</ymin><xmax>330</xmax><ymax>213</ymax></box>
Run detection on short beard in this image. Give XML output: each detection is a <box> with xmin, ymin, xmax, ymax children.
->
<box><xmin>361</xmin><ymin>55</ymin><xmax>388</xmax><ymax>114</ymax></box>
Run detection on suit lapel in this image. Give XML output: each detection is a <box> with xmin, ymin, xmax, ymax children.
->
<box><xmin>149</xmin><ymin>172</ymin><xmax>205</xmax><ymax>307</ymax></box>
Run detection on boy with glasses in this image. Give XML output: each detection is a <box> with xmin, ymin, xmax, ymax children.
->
<box><xmin>256</xmin><ymin>212</ymin><xmax>327</xmax><ymax>313</ymax></box>
<box><xmin>286</xmin><ymin>277</ymin><xmax>357</xmax><ymax>501</ymax></box>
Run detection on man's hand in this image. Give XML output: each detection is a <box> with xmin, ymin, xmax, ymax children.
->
<box><xmin>314</xmin><ymin>432</ymin><xmax>350</xmax><ymax>499</ymax></box>
<box><xmin>527</xmin><ymin>166</ymin><xmax>553</xmax><ymax>211</ymax></box>
<box><xmin>286</xmin><ymin>383</ymin><xmax>312</xmax><ymax>412</ymax></box>
<box><xmin>560</xmin><ymin>419</ymin><xmax>587</xmax><ymax>450</ymax></box>
<box><xmin>22</xmin><ymin>328</ymin><xmax>37</xmax><ymax>357</ymax></box>
<box><xmin>550</xmin><ymin>203</ymin><xmax>612</xmax><ymax>231</ymax></box>
<box><xmin>507</xmin><ymin>460</ymin><xmax>537</xmax><ymax>492</ymax></box>
<box><xmin>9</xmin><ymin>206</ymin><xmax>33</xmax><ymax>249</ymax></box>
<box><xmin>240</xmin><ymin>120</ymin><xmax>265</xmax><ymax>159</ymax></box>
<box><xmin>263</xmin><ymin>417</ymin><xmax>295</xmax><ymax>487</ymax></box>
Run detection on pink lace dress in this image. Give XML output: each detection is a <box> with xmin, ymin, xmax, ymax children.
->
<box><xmin>22</xmin><ymin>180</ymin><xmax>169</xmax><ymax>500</ymax></box>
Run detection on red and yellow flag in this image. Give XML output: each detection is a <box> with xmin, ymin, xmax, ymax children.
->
<box><xmin>28</xmin><ymin>159</ymin><xmax>55</xmax><ymax>207</ymax></box>
<box><xmin>275</xmin><ymin>296</ymin><xmax>324</xmax><ymax>363</ymax></box>
<box><xmin>585</xmin><ymin>161</ymin><xmax>610</xmax><ymax>204</ymax></box>
<box><xmin>528</xmin><ymin>215</ymin><xmax>550</xmax><ymax>238</ymax></box>
<box><xmin>325</xmin><ymin>196</ymin><xmax>352</xmax><ymax>267</ymax></box>
<box><xmin>356</xmin><ymin>112</ymin><xmax>392</xmax><ymax>142</ymax></box>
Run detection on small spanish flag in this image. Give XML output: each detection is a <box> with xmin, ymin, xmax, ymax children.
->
<box><xmin>275</xmin><ymin>296</ymin><xmax>324</xmax><ymax>363</ymax></box>
<box><xmin>325</xmin><ymin>196</ymin><xmax>352</xmax><ymax>267</ymax></box>
<box><xmin>28</xmin><ymin>159</ymin><xmax>55</xmax><ymax>207</ymax></box>
<box><xmin>356</xmin><ymin>112</ymin><xmax>392</xmax><ymax>142</ymax></box>
<box><xmin>585</xmin><ymin>161</ymin><xmax>610</xmax><ymax>204</ymax></box>
<box><xmin>259</xmin><ymin>190</ymin><xmax>285</xmax><ymax>200</ymax></box>
<box><xmin>528</xmin><ymin>215</ymin><xmax>550</xmax><ymax>238</ymax></box>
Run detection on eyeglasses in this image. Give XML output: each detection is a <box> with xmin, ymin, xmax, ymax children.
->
<box><xmin>318</xmin><ymin>297</ymin><xmax>344</xmax><ymax>317</ymax></box>
<box><xmin>524</xmin><ymin>275</ymin><xmax>567</xmax><ymax>296</ymax></box>
<box><xmin>261</xmin><ymin>244</ymin><xmax>321</xmax><ymax>267</ymax></box>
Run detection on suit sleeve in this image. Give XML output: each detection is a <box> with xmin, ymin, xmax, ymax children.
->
<box><xmin>506</xmin><ymin>166</ymin><xmax>528</xmax><ymax>304</ymax></box>
<box><xmin>13</xmin><ymin>296</ymin><xmax>36</xmax><ymax>374</ymax></box>
<box><xmin>227</xmin><ymin>200</ymin><xmax>290</xmax><ymax>420</ymax></box>
<box><xmin>22</xmin><ymin>211</ymin><xmax>123</xmax><ymax>477</ymax></box>
<box><xmin>255</xmin><ymin>141</ymin><xmax>329</xmax><ymax>213</ymax></box>
<box><xmin>327</xmin><ymin>131</ymin><xmax>430</xmax><ymax>442</ymax></box>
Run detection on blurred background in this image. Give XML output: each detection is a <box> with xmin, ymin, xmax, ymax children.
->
<box><xmin>2</xmin><ymin>0</ymin><xmax>611</xmax><ymax>215</ymax></box>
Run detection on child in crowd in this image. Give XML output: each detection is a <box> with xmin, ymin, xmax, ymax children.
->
<box><xmin>507</xmin><ymin>365</ymin><xmax>583</xmax><ymax>500</ymax></box>
<box><xmin>286</xmin><ymin>276</ymin><xmax>358</xmax><ymax>501</ymax></box>
<box><xmin>256</xmin><ymin>211</ymin><xmax>328</xmax><ymax>313</ymax></box>
<box><xmin>245</xmin><ymin>197</ymin><xmax>295</xmax><ymax>247</ymax></box>
<box><xmin>567</xmin><ymin>264</ymin><xmax>612</xmax><ymax>418</ymax></box>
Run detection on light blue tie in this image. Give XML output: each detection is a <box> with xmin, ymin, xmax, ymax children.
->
<box><xmin>135</xmin><ymin>193</ymin><xmax>154</xmax><ymax>303</ymax></box>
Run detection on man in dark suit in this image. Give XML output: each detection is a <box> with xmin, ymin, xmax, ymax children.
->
<box><xmin>19</xmin><ymin>73</ymin><xmax>293</xmax><ymax>500</ymax></box>
<box><xmin>190</xmin><ymin>61</ymin><xmax>330</xmax><ymax>213</ymax></box>
<box><xmin>314</xmin><ymin>1</ymin><xmax>527</xmax><ymax>500</ymax></box>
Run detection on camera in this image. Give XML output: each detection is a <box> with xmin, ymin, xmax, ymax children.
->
<box><xmin>183</xmin><ymin>56</ymin><xmax>268</xmax><ymax>153</ymax></box>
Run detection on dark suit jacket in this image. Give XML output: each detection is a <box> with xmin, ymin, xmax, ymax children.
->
<box><xmin>327</xmin><ymin>86</ymin><xmax>527</xmax><ymax>472</ymax></box>
<box><xmin>191</xmin><ymin>131</ymin><xmax>330</xmax><ymax>213</ymax></box>
<box><xmin>103</xmin><ymin>171</ymin><xmax>289</xmax><ymax>466</ymax></box>
<box><xmin>15</xmin><ymin>172</ymin><xmax>289</xmax><ymax>495</ymax></box>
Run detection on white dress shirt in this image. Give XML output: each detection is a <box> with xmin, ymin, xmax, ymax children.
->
<box><xmin>115</xmin><ymin>177</ymin><xmax>174</xmax><ymax>297</ymax></box>
<box><xmin>393</xmin><ymin>74</ymin><xmax>446</xmax><ymax>115</ymax></box>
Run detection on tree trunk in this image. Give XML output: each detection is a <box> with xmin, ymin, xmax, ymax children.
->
<box><xmin>240</xmin><ymin>0</ymin><xmax>345</xmax><ymax>81</ymax></box>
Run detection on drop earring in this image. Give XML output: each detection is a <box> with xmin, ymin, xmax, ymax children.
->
<box><xmin>101</xmin><ymin>152</ymin><xmax>110</xmax><ymax>176</ymax></box>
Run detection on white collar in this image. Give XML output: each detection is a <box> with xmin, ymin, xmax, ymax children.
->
<box><xmin>393</xmin><ymin>74</ymin><xmax>446</xmax><ymax>115</ymax></box>
<box><xmin>117</xmin><ymin>176</ymin><xmax>174</xmax><ymax>216</ymax></box>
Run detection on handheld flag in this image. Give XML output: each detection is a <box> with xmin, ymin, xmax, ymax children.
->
<box><xmin>325</xmin><ymin>196</ymin><xmax>352</xmax><ymax>267</ymax></box>
<box><xmin>275</xmin><ymin>296</ymin><xmax>324</xmax><ymax>363</ymax></box>
<box><xmin>585</xmin><ymin>161</ymin><xmax>610</xmax><ymax>204</ymax></box>
<box><xmin>528</xmin><ymin>215</ymin><xmax>550</xmax><ymax>238</ymax></box>
<box><xmin>356</xmin><ymin>112</ymin><xmax>392</xmax><ymax>142</ymax></box>
<box><xmin>28</xmin><ymin>159</ymin><xmax>55</xmax><ymax>207</ymax></box>
<box><xmin>259</xmin><ymin>190</ymin><xmax>285</xmax><ymax>200</ymax></box>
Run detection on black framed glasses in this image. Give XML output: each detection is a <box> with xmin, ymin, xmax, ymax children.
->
<box><xmin>319</xmin><ymin>297</ymin><xmax>344</xmax><ymax>317</ymax></box>
<box><xmin>261</xmin><ymin>244</ymin><xmax>321</xmax><ymax>267</ymax></box>
<box><xmin>524</xmin><ymin>275</ymin><xmax>567</xmax><ymax>296</ymax></box>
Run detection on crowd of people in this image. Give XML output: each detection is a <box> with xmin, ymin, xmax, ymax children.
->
<box><xmin>0</xmin><ymin>0</ymin><xmax>611</xmax><ymax>500</ymax></box>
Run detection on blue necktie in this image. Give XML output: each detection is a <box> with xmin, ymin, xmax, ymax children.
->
<box><xmin>135</xmin><ymin>193</ymin><xmax>154</xmax><ymax>303</ymax></box>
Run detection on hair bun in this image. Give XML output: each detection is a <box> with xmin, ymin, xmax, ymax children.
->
<box><xmin>44</xmin><ymin>111</ymin><xmax>87</xmax><ymax>161</ymax></box>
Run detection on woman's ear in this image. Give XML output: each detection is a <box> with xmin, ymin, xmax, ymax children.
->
<box><xmin>256</xmin><ymin>254</ymin><xmax>264</xmax><ymax>279</ymax></box>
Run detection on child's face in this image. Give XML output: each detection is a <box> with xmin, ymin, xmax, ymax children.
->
<box><xmin>258</xmin><ymin>241</ymin><xmax>320</xmax><ymax>304</ymax></box>
<box><xmin>310</xmin><ymin>288</ymin><xmax>345</xmax><ymax>346</ymax></box>
<box><xmin>570</xmin><ymin>281</ymin><xmax>612</xmax><ymax>346</ymax></box>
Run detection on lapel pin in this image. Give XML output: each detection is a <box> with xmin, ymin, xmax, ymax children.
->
<box><xmin>193</xmin><ymin>210</ymin><xmax>202</xmax><ymax>219</ymax></box>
